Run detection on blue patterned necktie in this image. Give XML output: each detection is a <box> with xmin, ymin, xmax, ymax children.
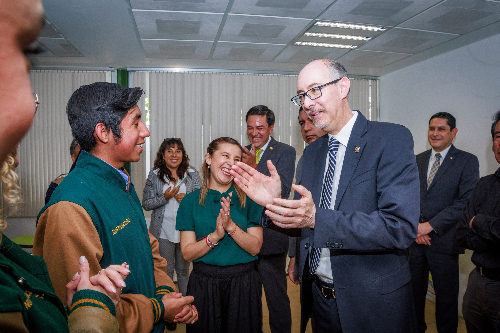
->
<box><xmin>310</xmin><ymin>136</ymin><xmax>340</xmax><ymax>275</ymax></box>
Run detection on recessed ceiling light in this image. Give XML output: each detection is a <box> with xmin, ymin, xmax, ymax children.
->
<box><xmin>304</xmin><ymin>32</ymin><xmax>371</xmax><ymax>41</ymax></box>
<box><xmin>315</xmin><ymin>21</ymin><xmax>386</xmax><ymax>32</ymax></box>
<box><xmin>294</xmin><ymin>41</ymin><xmax>357</xmax><ymax>49</ymax></box>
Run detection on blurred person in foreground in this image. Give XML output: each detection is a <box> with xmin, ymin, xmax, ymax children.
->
<box><xmin>176</xmin><ymin>137</ymin><xmax>263</xmax><ymax>333</ymax></box>
<box><xmin>33</xmin><ymin>82</ymin><xmax>198</xmax><ymax>333</ymax></box>
<box><xmin>0</xmin><ymin>0</ymin><xmax>130</xmax><ymax>331</ymax></box>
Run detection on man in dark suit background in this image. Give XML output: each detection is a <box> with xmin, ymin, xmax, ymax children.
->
<box><xmin>231</xmin><ymin>59</ymin><xmax>420</xmax><ymax>333</ymax></box>
<box><xmin>241</xmin><ymin>105</ymin><xmax>296</xmax><ymax>333</ymax></box>
<box><xmin>411</xmin><ymin>112</ymin><xmax>479</xmax><ymax>333</ymax></box>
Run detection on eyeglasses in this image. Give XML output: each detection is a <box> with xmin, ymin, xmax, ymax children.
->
<box><xmin>33</xmin><ymin>93</ymin><xmax>40</xmax><ymax>113</ymax></box>
<box><xmin>291</xmin><ymin>77</ymin><xmax>342</xmax><ymax>107</ymax></box>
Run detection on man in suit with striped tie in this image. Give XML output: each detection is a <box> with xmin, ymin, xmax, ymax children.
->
<box><xmin>411</xmin><ymin>112</ymin><xmax>479</xmax><ymax>333</ymax></box>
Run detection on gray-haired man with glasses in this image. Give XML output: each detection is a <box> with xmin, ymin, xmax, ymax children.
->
<box><xmin>231</xmin><ymin>59</ymin><xmax>420</xmax><ymax>333</ymax></box>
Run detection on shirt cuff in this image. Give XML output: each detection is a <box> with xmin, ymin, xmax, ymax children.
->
<box><xmin>70</xmin><ymin>289</ymin><xmax>116</xmax><ymax>317</ymax></box>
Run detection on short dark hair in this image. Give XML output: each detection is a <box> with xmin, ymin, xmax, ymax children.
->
<box><xmin>491</xmin><ymin>110</ymin><xmax>500</xmax><ymax>140</ymax></box>
<box><xmin>69</xmin><ymin>138</ymin><xmax>79</xmax><ymax>156</ymax></box>
<box><xmin>298</xmin><ymin>106</ymin><xmax>304</xmax><ymax>121</ymax></box>
<box><xmin>245</xmin><ymin>105</ymin><xmax>275</xmax><ymax>127</ymax></box>
<box><xmin>66</xmin><ymin>82</ymin><xmax>143</xmax><ymax>152</ymax></box>
<box><xmin>429</xmin><ymin>112</ymin><xmax>456</xmax><ymax>130</ymax></box>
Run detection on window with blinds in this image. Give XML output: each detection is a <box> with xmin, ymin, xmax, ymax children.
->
<box><xmin>130</xmin><ymin>70</ymin><xmax>378</xmax><ymax>201</ymax></box>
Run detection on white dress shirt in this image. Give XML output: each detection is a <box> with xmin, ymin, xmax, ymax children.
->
<box><xmin>426</xmin><ymin>145</ymin><xmax>451</xmax><ymax>180</ymax></box>
<box><xmin>315</xmin><ymin>111</ymin><xmax>358</xmax><ymax>283</ymax></box>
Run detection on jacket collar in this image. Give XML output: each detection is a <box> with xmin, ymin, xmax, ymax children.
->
<box><xmin>76</xmin><ymin>151</ymin><xmax>130</xmax><ymax>192</ymax></box>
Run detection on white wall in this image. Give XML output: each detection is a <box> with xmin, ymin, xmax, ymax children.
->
<box><xmin>379</xmin><ymin>32</ymin><xmax>500</xmax><ymax>316</ymax></box>
<box><xmin>380</xmin><ymin>33</ymin><xmax>500</xmax><ymax>176</ymax></box>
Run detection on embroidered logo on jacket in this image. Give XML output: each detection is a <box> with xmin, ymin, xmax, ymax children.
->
<box><xmin>24</xmin><ymin>291</ymin><xmax>33</xmax><ymax>309</ymax></box>
<box><xmin>112</xmin><ymin>218</ymin><xmax>131</xmax><ymax>235</ymax></box>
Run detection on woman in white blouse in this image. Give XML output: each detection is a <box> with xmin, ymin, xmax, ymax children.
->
<box><xmin>142</xmin><ymin>138</ymin><xmax>201</xmax><ymax>297</ymax></box>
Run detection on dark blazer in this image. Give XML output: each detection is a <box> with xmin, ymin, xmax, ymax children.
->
<box><xmin>416</xmin><ymin>145</ymin><xmax>479</xmax><ymax>254</ymax></box>
<box><xmin>247</xmin><ymin>136</ymin><xmax>296</xmax><ymax>255</ymax></box>
<box><xmin>297</xmin><ymin>112</ymin><xmax>419</xmax><ymax>333</ymax></box>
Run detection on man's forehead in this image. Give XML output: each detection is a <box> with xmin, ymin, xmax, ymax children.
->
<box><xmin>248</xmin><ymin>115</ymin><xmax>267</xmax><ymax>126</ymax></box>
<box><xmin>298</xmin><ymin>110</ymin><xmax>309</xmax><ymax>122</ymax></box>
<box><xmin>495</xmin><ymin>121</ymin><xmax>500</xmax><ymax>133</ymax></box>
<box><xmin>297</xmin><ymin>61</ymin><xmax>329</xmax><ymax>91</ymax></box>
<box><xmin>429</xmin><ymin>118</ymin><xmax>450</xmax><ymax>129</ymax></box>
<box><xmin>127</xmin><ymin>105</ymin><xmax>141</xmax><ymax>116</ymax></box>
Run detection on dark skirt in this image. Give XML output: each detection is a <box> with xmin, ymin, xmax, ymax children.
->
<box><xmin>186</xmin><ymin>261</ymin><xmax>262</xmax><ymax>333</ymax></box>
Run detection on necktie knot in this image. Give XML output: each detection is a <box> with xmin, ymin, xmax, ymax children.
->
<box><xmin>435</xmin><ymin>152</ymin><xmax>441</xmax><ymax>161</ymax></box>
<box><xmin>329</xmin><ymin>137</ymin><xmax>340</xmax><ymax>152</ymax></box>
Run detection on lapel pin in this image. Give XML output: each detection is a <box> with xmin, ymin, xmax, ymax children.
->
<box><xmin>355</xmin><ymin>146</ymin><xmax>360</xmax><ymax>153</ymax></box>
<box><xmin>450</xmin><ymin>157</ymin><xmax>453</xmax><ymax>159</ymax></box>
<box><xmin>270</xmin><ymin>147</ymin><xmax>273</xmax><ymax>150</ymax></box>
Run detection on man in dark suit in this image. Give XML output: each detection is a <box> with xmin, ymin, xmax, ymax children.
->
<box><xmin>411</xmin><ymin>112</ymin><xmax>479</xmax><ymax>333</ymax></box>
<box><xmin>241</xmin><ymin>105</ymin><xmax>296</xmax><ymax>333</ymax></box>
<box><xmin>231</xmin><ymin>59</ymin><xmax>420</xmax><ymax>333</ymax></box>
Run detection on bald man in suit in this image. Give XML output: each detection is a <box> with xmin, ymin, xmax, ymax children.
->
<box><xmin>232</xmin><ymin>59</ymin><xmax>420</xmax><ymax>333</ymax></box>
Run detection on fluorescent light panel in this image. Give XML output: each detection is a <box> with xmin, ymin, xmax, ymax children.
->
<box><xmin>304</xmin><ymin>32</ymin><xmax>370</xmax><ymax>41</ymax></box>
<box><xmin>294</xmin><ymin>41</ymin><xmax>357</xmax><ymax>49</ymax></box>
<box><xmin>315</xmin><ymin>21</ymin><xmax>386</xmax><ymax>32</ymax></box>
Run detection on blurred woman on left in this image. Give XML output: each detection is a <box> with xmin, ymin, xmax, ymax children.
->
<box><xmin>0</xmin><ymin>0</ymin><xmax>129</xmax><ymax>331</ymax></box>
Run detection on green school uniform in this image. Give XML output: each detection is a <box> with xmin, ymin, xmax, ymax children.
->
<box><xmin>176</xmin><ymin>186</ymin><xmax>262</xmax><ymax>266</ymax></box>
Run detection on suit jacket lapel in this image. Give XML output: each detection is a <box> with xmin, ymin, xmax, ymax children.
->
<box><xmin>258</xmin><ymin>137</ymin><xmax>276</xmax><ymax>167</ymax></box>
<box><xmin>427</xmin><ymin>145</ymin><xmax>457</xmax><ymax>191</ymax></box>
<box><xmin>335</xmin><ymin>112</ymin><xmax>367</xmax><ymax>210</ymax></box>
<box><xmin>247</xmin><ymin>137</ymin><xmax>276</xmax><ymax>174</ymax></box>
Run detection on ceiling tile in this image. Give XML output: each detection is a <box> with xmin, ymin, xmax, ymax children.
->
<box><xmin>39</xmin><ymin>20</ymin><xmax>63</xmax><ymax>38</ymax></box>
<box><xmin>212</xmin><ymin>42</ymin><xmax>285</xmax><ymax>61</ymax></box>
<box><xmin>319</xmin><ymin>0</ymin><xmax>443</xmax><ymax>26</ymax></box>
<box><xmin>133</xmin><ymin>10</ymin><xmax>223</xmax><ymax>40</ymax></box>
<box><xmin>37</xmin><ymin>38</ymin><xmax>82</xmax><ymax>57</ymax></box>
<box><xmin>220</xmin><ymin>14</ymin><xmax>310</xmax><ymax>43</ymax></box>
<box><xmin>239</xmin><ymin>23</ymin><xmax>286</xmax><ymax>38</ymax></box>
<box><xmin>30</xmin><ymin>41</ymin><xmax>56</xmax><ymax>57</ymax></box>
<box><xmin>338</xmin><ymin>49</ymin><xmax>411</xmax><ymax>68</ymax></box>
<box><xmin>358</xmin><ymin>27</ymin><xmax>459</xmax><ymax>54</ymax></box>
<box><xmin>130</xmin><ymin>0</ymin><xmax>229</xmax><ymax>13</ymax></box>
<box><xmin>274</xmin><ymin>45</ymin><xmax>351</xmax><ymax>63</ymax></box>
<box><xmin>142</xmin><ymin>39</ymin><xmax>213</xmax><ymax>59</ymax></box>
<box><xmin>400</xmin><ymin>0</ymin><xmax>500</xmax><ymax>35</ymax></box>
<box><xmin>230</xmin><ymin>0</ymin><xmax>336</xmax><ymax>19</ymax></box>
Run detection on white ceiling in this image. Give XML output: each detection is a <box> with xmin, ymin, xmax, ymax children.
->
<box><xmin>31</xmin><ymin>0</ymin><xmax>500</xmax><ymax>77</ymax></box>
